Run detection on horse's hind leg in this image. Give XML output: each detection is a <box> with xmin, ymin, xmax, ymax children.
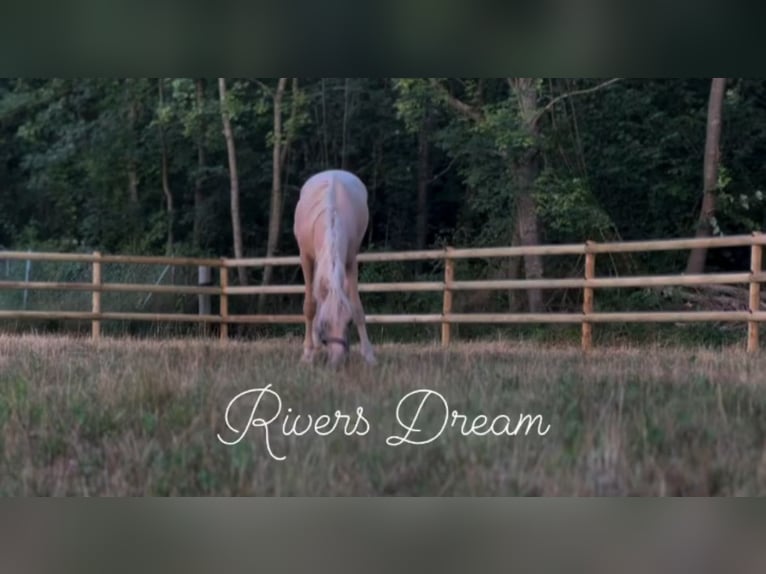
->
<box><xmin>346</xmin><ymin>260</ymin><xmax>376</xmax><ymax>365</ymax></box>
<box><xmin>300</xmin><ymin>253</ymin><xmax>317</xmax><ymax>363</ymax></box>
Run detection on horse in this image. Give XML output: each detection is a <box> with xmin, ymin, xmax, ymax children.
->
<box><xmin>293</xmin><ymin>169</ymin><xmax>376</xmax><ymax>367</ymax></box>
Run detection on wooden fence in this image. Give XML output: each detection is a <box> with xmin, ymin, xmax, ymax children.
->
<box><xmin>0</xmin><ymin>233</ymin><xmax>764</xmax><ymax>352</ymax></box>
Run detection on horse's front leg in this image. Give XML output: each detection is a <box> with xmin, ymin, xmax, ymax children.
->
<box><xmin>300</xmin><ymin>254</ymin><xmax>317</xmax><ymax>363</ymax></box>
<box><xmin>346</xmin><ymin>260</ymin><xmax>376</xmax><ymax>365</ymax></box>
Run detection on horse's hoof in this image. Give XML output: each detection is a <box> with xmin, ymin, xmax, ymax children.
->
<box><xmin>362</xmin><ymin>352</ymin><xmax>377</xmax><ymax>366</ymax></box>
<box><xmin>301</xmin><ymin>350</ymin><xmax>315</xmax><ymax>364</ymax></box>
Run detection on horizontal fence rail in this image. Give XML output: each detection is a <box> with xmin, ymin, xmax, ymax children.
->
<box><xmin>0</xmin><ymin>232</ymin><xmax>763</xmax><ymax>352</ymax></box>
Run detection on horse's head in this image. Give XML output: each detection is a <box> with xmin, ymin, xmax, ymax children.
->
<box><xmin>315</xmin><ymin>280</ymin><xmax>353</xmax><ymax>367</ymax></box>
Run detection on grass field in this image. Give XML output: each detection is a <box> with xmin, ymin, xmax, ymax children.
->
<box><xmin>0</xmin><ymin>334</ymin><xmax>765</xmax><ymax>495</ymax></box>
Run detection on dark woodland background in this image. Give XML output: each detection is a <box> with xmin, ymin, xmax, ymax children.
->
<box><xmin>0</xmin><ymin>78</ymin><xmax>762</xmax><ymax>326</ymax></box>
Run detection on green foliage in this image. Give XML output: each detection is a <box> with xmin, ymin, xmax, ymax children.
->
<box><xmin>2</xmin><ymin>78</ymin><xmax>766</xmax><ymax>325</ymax></box>
<box><xmin>534</xmin><ymin>171</ymin><xmax>614</xmax><ymax>242</ymax></box>
<box><xmin>572</xmin><ymin>79</ymin><xmax>709</xmax><ymax>241</ymax></box>
<box><xmin>393</xmin><ymin>78</ymin><xmax>435</xmax><ymax>129</ymax></box>
<box><xmin>716</xmin><ymin>167</ymin><xmax>765</xmax><ymax>234</ymax></box>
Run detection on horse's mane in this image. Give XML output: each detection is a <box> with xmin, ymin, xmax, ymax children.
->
<box><xmin>314</xmin><ymin>175</ymin><xmax>352</xmax><ymax>328</ymax></box>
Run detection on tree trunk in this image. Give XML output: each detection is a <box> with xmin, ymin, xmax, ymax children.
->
<box><xmin>341</xmin><ymin>78</ymin><xmax>350</xmax><ymax>170</ymax></box>
<box><xmin>510</xmin><ymin>77</ymin><xmax>545</xmax><ymax>313</ymax></box>
<box><xmin>279</xmin><ymin>79</ymin><xmax>299</xmax><ymax>224</ymax></box>
<box><xmin>193</xmin><ymin>79</ymin><xmax>206</xmax><ymax>251</ymax></box>
<box><xmin>506</xmin><ymin>226</ymin><xmax>522</xmax><ymax>312</ymax></box>
<box><xmin>218</xmin><ymin>78</ymin><xmax>247</xmax><ymax>286</ymax></box>
<box><xmin>368</xmin><ymin>139</ymin><xmax>382</xmax><ymax>249</ymax></box>
<box><xmin>259</xmin><ymin>78</ymin><xmax>288</xmax><ymax>311</ymax></box>
<box><xmin>686</xmin><ymin>78</ymin><xmax>727</xmax><ymax>274</ymax></box>
<box><xmin>416</xmin><ymin>112</ymin><xmax>431</xmax><ymax>252</ymax></box>
<box><xmin>321</xmin><ymin>78</ymin><xmax>329</xmax><ymax>168</ymax></box>
<box><xmin>127</xmin><ymin>82</ymin><xmax>139</xmax><ymax>205</ymax></box>
<box><xmin>515</xmin><ymin>166</ymin><xmax>544</xmax><ymax>312</ymax></box>
<box><xmin>157</xmin><ymin>79</ymin><xmax>174</xmax><ymax>255</ymax></box>
<box><xmin>128</xmin><ymin>161</ymin><xmax>139</xmax><ymax>205</ymax></box>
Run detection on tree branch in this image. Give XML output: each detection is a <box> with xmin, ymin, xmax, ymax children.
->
<box><xmin>429</xmin><ymin>154</ymin><xmax>460</xmax><ymax>184</ymax></box>
<box><xmin>254</xmin><ymin>79</ymin><xmax>272</xmax><ymax>96</ymax></box>
<box><xmin>430</xmin><ymin>79</ymin><xmax>483</xmax><ymax>122</ymax></box>
<box><xmin>535</xmin><ymin>78</ymin><xmax>622</xmax><ymax>121</ymax></box>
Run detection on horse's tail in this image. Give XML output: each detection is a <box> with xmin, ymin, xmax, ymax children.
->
<box><xmin>315</xmin><ymin>174</ymin><xmax>351</xmax><ymax>327</ymax></box>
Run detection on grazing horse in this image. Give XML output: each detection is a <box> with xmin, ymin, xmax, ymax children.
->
<box><xmin>293</xmin><ymin>170</ymin><xmax>376</xmax><ymax>367</ymax></box>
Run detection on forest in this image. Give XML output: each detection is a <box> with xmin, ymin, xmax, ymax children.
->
<box><xmin>0</xmin><ymin>78</ymin><xmax>764</xmax><ymax>319</ymax></box>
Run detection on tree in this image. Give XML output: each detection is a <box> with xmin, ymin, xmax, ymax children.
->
<box><xmin>416</xmin><ymin>110</ymin><xmax>431</xmax><ymax>251</ymax></box>
<box><xmin>126</xmin><ymin>79</ymin><xmax>140</xmax><ymax>206</ymax></box>
<box><xmin>193</xmin><ymin>79</ymin><xmax>207</xmax><ymax>251</ymax></box>
<box><xmin>218</xmin><ymin>78</ymin><xmax>247</xmax><ymax>286</ymax></box>
<box><xmin>4</xmin><ymin>77</ymin><xmax>766</xmax><ymax>325</ymax></box>
<box><xmin>508</xmin><ymin>78</ymin><xmax>545</xmax><ymax>312</ymax></box>
<box><xmin>401</xmin><ymin>78</ymin><xmax>547</xmax><ymax>311</ymax></box>
<box><xmin>259</xmin><ymin>78</ymin><xmax>288</xmax><ymax>311</ymax></box>
<box><xmin>156</xmin><ymin>79</ymin><xmax>174</xmax><ymax>254</ymax></box>
<box><xmin>687</xmin><ymin>78</ymin><xmax>728</xmax><ymax>274</ymax></box>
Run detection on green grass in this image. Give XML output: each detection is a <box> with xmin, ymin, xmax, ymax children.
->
<box><xmin>0</xmin><ymin>335</ymin><xmax>765</xmax><ymax>495</ymax></box>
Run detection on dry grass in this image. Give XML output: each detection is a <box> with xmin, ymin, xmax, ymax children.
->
<box><xmin>0</xmin><ymin>334</ymin><xmax>765</xmax><ymax>495</ymax></box>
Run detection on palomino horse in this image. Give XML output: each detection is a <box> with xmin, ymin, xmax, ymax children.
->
<box><xmin>293</xmin><ymin>170</ymin><xmax>376</xmax><ymax>367</ymax></box>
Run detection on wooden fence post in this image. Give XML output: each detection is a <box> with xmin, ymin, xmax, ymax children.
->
<box><xmin>441</xmin><ymin>247</ymin><xmax>454</xmax><ymax>346</ymax></box>
<box><xmin>198</xmin><ymin>265</ymin><xmax>212</xmax><ymax>336</ymax></box>
<box><xmin>22</xmin><ymin>250</ymin><xmax>31</xmax><ymax>310</ymax></box>
<box><xmin>92</xmin><ymin>251</ymin><xmax>101</xmax><ymax>340</ymax></box>
<box><xmin>219</xmin><ymin>260</ymin><xmax>229</xmax><ymax>342</ymax></box>
<box><xmin>582</xmin><ymin>241</ymin><xmax>596</xmax><ymax>352</ymax></box>
<box><xmin>748</xmin><ymin>233</ymin><xmax>762</xmax><ymax>353</ymax></box>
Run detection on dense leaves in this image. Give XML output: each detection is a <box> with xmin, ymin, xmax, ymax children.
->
<box><xmin>1</xmin><ymin>78</ymin><xmax>765</xmax><ymax>274</ymax></box>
